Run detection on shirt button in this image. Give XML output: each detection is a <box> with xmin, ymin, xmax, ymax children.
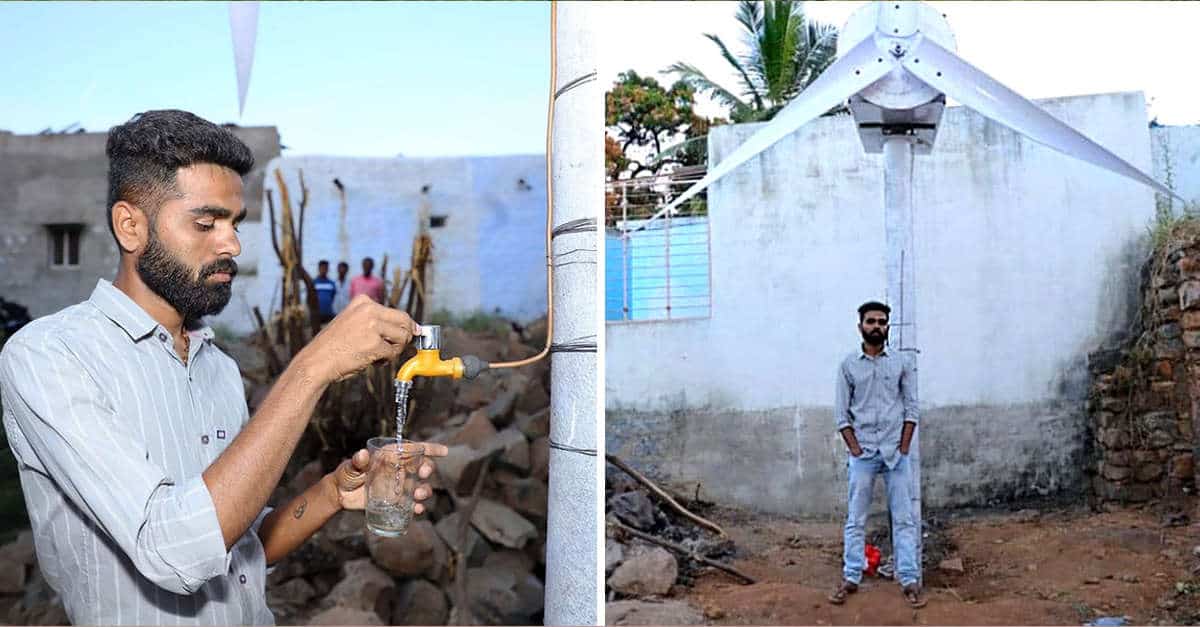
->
<box><xmin>158</xmin><ymin>332</ymin><xmax>167</xmax><ymax>342</ymax></box>
<box><xmin>201</xmin><ymin>435</ymin><xmax>210</xmax><ymax>445</ymax></box>
<box><xmin>239</xmin><ymin>574</ymin><xmax>247</xmax><ymax>584</ymax></box>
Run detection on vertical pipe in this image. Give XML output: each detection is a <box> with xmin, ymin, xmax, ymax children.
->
<box><xmin>545</xmin><ymin>2</ymin><xmax>600</xmax><ymax>624</ymax></box>
<box><xmin>622</xmin><ymin>186</ymin><xmax>629</xmax><ymax>320</ymax></box>
<box><xmin>883</xmin><ymin>136</ymin><xmax>921</xmax><ymax>580</ymax></box>
<box><xmin>665</xmin><ymin>204</ymin><xmax>672</xmax><ymax>319</ymax></box>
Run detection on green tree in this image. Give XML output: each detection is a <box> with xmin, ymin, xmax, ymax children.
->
<box><xmin>667</xmin><ymin>0</ymin><xmax>839</xmax><ymax>123</ymax></box>
<box><xmin>605</xmin><ymin>70</ymin><xmax>700</xmax><ymax>180</ymax></box>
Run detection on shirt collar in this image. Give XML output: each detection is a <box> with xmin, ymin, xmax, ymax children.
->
<box><xmin>88</xmin><ymin>279</ymin><xmax>215</xmax><ymax>343</ymax></box>
<box><xmin>858</xmin><ymin>344</ymin><xmax>889</xmax><ymax>359</ymax></box>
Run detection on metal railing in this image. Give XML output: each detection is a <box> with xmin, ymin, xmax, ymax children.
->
<box><xmin>605</xmin><ymin>167</ymin><xmax>712</xmax><ymax>322</ymax></box>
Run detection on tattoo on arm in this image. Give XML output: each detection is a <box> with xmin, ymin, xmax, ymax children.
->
<box><xmin>293</xmin><ymin>498</ymin><xmax>307</xmax><ymax>519</ymax></box>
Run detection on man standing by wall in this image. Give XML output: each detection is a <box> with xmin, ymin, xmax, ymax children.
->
<box><xmin>0</xmin><ymin>110</ymin><xmax>444</xmax><ymax>625</ymax></box>
<box><xmin>828</xmin><ymin>301</ymin><xmax>924</xmax><ymax>609</ymax></box>
<box><xmin>312</xmin><ymin>259</ymin><xmax>337</xmax><ymax>323</ymax></box>
<box><xmin>349</xmin><ymin>256</ymin><xmax>385</xmax><ymax>304</ymax></box>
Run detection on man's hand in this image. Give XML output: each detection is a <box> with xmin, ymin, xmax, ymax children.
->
<box><xmin>300</xmin><ymin>295</ymin><xmax>421</xmax><ymax>385</ymax></box>
<box><xmin>329</xmin><ymin>442</ymin><xmax>450</xmax><ymax>513</ymax></box>
<box><xmin>899</xmin><ymin>421</ymin><xmax>916</xmax><ymax>456</ymax></box>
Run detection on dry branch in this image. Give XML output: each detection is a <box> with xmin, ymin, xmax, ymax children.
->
<box><xmin>606</xmin><ymin>454</ymin><xmax>727</xmax><ymax>537</ymax></box>
<box><xmin>607</xmin><ymin>520</ymin><xmax>755</xmax><ymax>585</ymax></box>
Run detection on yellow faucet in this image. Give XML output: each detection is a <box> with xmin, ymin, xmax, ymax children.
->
<box><xmin>396</xmin><ymin>350</ymin><xmax>465</xmax><ymax>382</ymax></box>
<box><xmin>394</xmin><ymin>325</ymin><xmax>487</xmax><ymax>382</ymax></box>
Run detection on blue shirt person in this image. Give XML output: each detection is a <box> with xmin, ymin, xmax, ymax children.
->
<box><xmin>312</xmin><ymin>260</ymin><xmax>337</xmax><ymax>322</ymax></box>
<box><xmin>828</xmin><ymin>300</ymin><xmax>925</xmax><ymax>610</ymax></box>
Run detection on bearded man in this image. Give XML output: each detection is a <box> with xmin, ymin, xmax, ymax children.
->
<box><xmin>827</xmin><ymin>300</ymin><xmax>925</xmax><ymax>609</ymax></box>
<box><xmin>0</xmin><ymin>110</ymin><xmax>446</xmax><ymax>625</ymax></box>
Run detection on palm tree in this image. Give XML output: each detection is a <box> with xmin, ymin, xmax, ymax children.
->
<box><xmin>667</xmin><ymin>0</ymin><xmax>839</xmax><ymax>123</ymax></box>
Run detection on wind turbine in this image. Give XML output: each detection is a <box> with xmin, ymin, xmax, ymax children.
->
<box><xmin>648</xmin><ymin>1</ymin><xmax>1178</xmax><ymax>577</ymax></box>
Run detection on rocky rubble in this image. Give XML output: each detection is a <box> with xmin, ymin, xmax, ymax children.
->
<box><xmin>0</xmin><ymin>319</ymin><xmax>552</xmax><ymax>625</ymax></box>
<box><xmin>604</xmin><ymin>463</ymin><xmax>734</xmax><ymax>623</ymax></box>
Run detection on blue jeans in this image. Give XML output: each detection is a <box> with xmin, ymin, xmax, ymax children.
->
<box><xmin>842</xmin><ymin>450</ymin><xmax>920</xmax><ymax>587</ymax></box>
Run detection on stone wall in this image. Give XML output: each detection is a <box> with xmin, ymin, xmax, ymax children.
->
<box><xmin>1089</xmin><ymin>223</ymin><xmax>1200</xmax><ymax>503</ymax></box>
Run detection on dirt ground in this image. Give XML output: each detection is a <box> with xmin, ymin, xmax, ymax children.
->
<box><xmin>678</xmin><ymin>502</ymin><xmax>1200</xmax><ymax>626</ymax></box>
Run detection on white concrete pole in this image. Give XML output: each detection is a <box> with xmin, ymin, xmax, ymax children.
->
<box><xmin>544</xmin><ymin>2</ymin><xmax>600</xmax><ymax>624</ymax></box>
<box><xmin>883</xmin><ymin>136</ymin><xmax>922</xmax><ymax>580</ymax></box>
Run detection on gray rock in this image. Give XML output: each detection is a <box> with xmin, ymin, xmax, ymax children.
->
<box><xmin>390</xmin><ymin>579</ymin><xmax>448</xmax><ymax>626</ymax></box>
<box><xmin>483</xmin><ymin>549</ymin><xmax>535</xmax><ymax>574</ymax></box>
<box><xmin>610</xmin><ymin>491</ymin><xmax>657</xmax><ymax>530</ymax></box>
<box><xmin>437</xmin><ymin>442</ymin><xmax>504</xmax><ymax>494</ymax></box>
<box><xmin>530</xmin><ymin>437</ymin><xmax>550</xmax><ymax>482</ymax></box>
<box><xmin>266</xmin><ymin>577</ymin><xmax>317</xmax><ymax>613</ymax></box>
<box><xmin>485</xmin><ymin>387</ymin><xmax>521</xmax><ymax>426</ymax></box>
<box><xmin>471</xmin><ymin>499</ymin><xmax>538</xmax><ymax>549</ymax></box>
<box><xmin>323</xmin><ymin>509</ymin><xmax>366</xmax><ymax>545</ymax></box>
<box><xmin>497</xmin><ymin>428</ymin><xmax>531</xmax><ymax>474</ymax></box>
<box><xmin>447</xmin><ymin>409</ymin><xmax>499</xmax><ymax>449</ymax></box>
<box><xmin>515</xmin><ymin>377</ymin><xmax>550</xmax><ymax>415</ymax></box>
<box><xmin>606</xmin><ymin>539</ymin><xmax>626</xmax><ymax>575</ymax></box>
<box><xmin>308</xmin><ymin>606</ymin><xmax>384</xmax><ymax>625</ymax></box>
<box><xmin>368</xmin><ymin>519</ymin><xmax>448</xmax><ymax>580</ymax></box>
<box><xmin>466</xmin><ymin>564</ymin><xmax>545</xmax><ymax>624</ymax></box>
<box><xmin>435</xmin><ymin>512</ymin><xmax>492</xmax><ymax>567</ymax></box>
<box><xmin>606</xmin><ymin>599</ymin><xmax>705</xmax><ymax>625</ymax></box>
<box><xmin>514</xmin><ymin>408</ymin><xmax>550</xmax><ymax>440</ymax></box>
<box><xmin>322</xmin><ymin>558</ymin><xmax>395</xmax><ymax>615</ymax></box>
<box><xmin>498</xmin><ymin>475</ymin><xmax>548</xmax><ymax>523</ymax></box>
<box><xmin>938</xmin><ymin>557</ymin><xmax>965</xmax><ymax>573</ymax></box>
<box><xmin>608</xmin><ymin>546</ymin><xmax>677</xmax><ymax>596</ymax></box>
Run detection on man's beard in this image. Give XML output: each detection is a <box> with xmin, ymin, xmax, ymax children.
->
<box><xmin>137</xmin><ymin>233</ymin><xmax>237</xmax><ymax>326</ymax></box>
<box><xmin>861</xmin><ymin>328</ymin><xmax>888</xmax><ymax>347</ymax></box>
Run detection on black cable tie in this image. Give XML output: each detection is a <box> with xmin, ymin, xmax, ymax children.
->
<box><xmin>551</xmin><ymin>217</ymin><xmax>598</xmax><ymax>238</ymax></box>
<box><xmin>554</xmin><ymin>71</ymin><xmax>598</xmax><ymax>100</ymax></box>
<box><xmin>548</xmin><ymin>439</ymin><xmax>597</xmax><ymax>457</ymax></box>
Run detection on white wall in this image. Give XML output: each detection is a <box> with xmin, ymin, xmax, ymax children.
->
<box><xmin>1152</xmin><ymin>124</ymin><xmax>1200</xmax><ymax>208</ymax></box>
<box><xmin>224</xmin><ymin>154</ymin><xmax>547</xmax><ymax>334</ymax></box>
<box><xmin>606</xmin><ymin>92</ymin><xmax>1162</xmax><ymax>514</ymax></box>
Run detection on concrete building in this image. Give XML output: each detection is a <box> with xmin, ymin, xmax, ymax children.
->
<box><xmin>606</xmin><ymin>92</ymin><xmax>1199</xmax><ymax>517</ymax></box>
<box><xmin>0</xmin><ymin>125</ymin><xmax>281</xmax><ymax>319</ymax></box>
<box><xmin>226</xmin><ymin>154</ymin><xmax>548</xmax><ymax>335</ymax></box>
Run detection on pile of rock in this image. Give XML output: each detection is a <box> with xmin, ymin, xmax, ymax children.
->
<box><xmin>0</xmin><ymin>319</ymin><xmax>553</xmax><ymax>626</ymax></box>
<box><xmin>604</xmin><ymin>463</ymin><xmax>734</xmax><ymax>623</ymax></box>
<box><xmin>0</xmin><ymin>531</ymin><xmax>68</xmax><ymax>625</ymax></box>
<box><xmin>266</xmin><ymin>322</ymin><xmax>553</xmax><ymax>625</ymax></box>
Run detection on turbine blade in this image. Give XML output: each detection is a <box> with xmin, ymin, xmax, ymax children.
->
<box><xmin>903</xmin><ymin>36</ymin><xmax>1177</xmax><ymax>200</ymax></box>
<box><xmin>229</xmin><ymin>1</ymin><xmax>260</xmax><ymax>117</ymax></box>
<box><xmin>636</xmin><ymin>35</ymin><xmax>896</xmax><ymax>231</ymax></box>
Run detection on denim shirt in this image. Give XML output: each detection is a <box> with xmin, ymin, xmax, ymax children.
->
<box><xmin>834</xmin><ymin>346</ymin><xmax>919</xmax><ymax>469</ymax></box>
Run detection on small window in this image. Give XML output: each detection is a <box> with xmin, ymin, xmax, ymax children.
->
<box><xmin>430</xmin><ymin>215</ymin><xmax>448</xmax><ymax>228</ymax></box>
<box><xmin>46</xmin><ymin>223</ymin><xmax>84</xmax><ymax>268</ymax></box>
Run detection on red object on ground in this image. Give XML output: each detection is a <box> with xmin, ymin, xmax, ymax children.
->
<box><xmin>865</xmin><ymin>544</ymin><xmax>882</xmax><ymax>576</ymax></box>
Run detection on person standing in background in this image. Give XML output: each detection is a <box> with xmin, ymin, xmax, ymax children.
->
<box><xmin>349</xmin><ymin>256</ymin><xmax>385</xmax><ymax>304</ymax></box>
<box><xmin>312</xmin><ymin>260</ymin><xmax>337</xmax><ymax>324</ymax></box>
<box><xmin>332</xmin><ymin>261</ymin><xmax>351</xmax><ymax>313</ymax></box>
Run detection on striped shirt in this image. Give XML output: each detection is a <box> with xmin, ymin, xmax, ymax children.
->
<box><xmin>834</xmin><ymin>347</ymin><xmax>920</xmax><ymax>469</ymax></box>
<box><xmin>0</xmin><ymin>279</ymin><xmax>274</xmax><ymax>625</ymax></box>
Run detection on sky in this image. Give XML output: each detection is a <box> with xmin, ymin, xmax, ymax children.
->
<box><xmin>0</xmin><ymin>1</ymin><xmax>551</xmax><ymax>157</ymax></box>
<box><xmin>596</xmin><ymin>1</ymin><xmax>1200</xmax><ymax>127</ymax></box>
<box><xmin>2</xmin><ymin>2</ymin><xmax>1197</xmax><ymax>159</ymax></box>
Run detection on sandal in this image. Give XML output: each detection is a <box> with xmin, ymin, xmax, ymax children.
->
<box><xmin>827</xmin><ymin>580</ymin><xmax>858</xmax><ymax>605</ymax></box>
<box><xmin>902</xmin><ymin>583</ymin><xmax>927</xmax><ymax>609</ymax></box>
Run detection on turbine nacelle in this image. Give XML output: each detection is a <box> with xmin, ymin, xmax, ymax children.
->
<box><xmin>841</xmin><ymin>2</ymin><xmax>956</xmax><ymax>154</ymax></box>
